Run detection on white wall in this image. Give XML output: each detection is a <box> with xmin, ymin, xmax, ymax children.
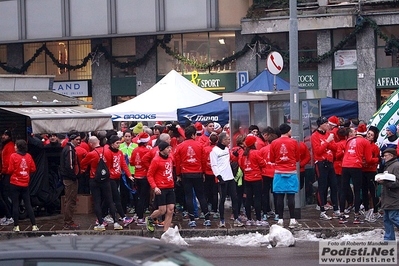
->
<box><xmin>0</xmin><ymin>1</ymin><xmax>19</xmax><ymax>41</ymax></box>
<box><xmin>26</xmin><ymin>0</ymin><xmax>63</xmax><ymax>39</ymax></box>
<box><xmin>116</xmin><ymin>0</ymin><xmax>156</xmax><ymax>34</ymax></box>
<box><xmin>164</xmin><ymin>0</ymin><xmax>208</xmax><ymax>31</ymax></box>
<box><xmin>70</xmin><ymin>0</ymin><xmax>108</xmax><ymax>36</ymax></box>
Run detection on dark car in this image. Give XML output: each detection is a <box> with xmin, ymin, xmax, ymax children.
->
<box><xmin>0</xmin><ymin>235</ymin><xmax>213</xmax><ymax>266</ymax></box>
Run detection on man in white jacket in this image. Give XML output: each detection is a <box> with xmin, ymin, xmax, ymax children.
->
<box><xmin>210</xmin><ymin>132</ymin><xmax>244</xmax><ymax>228</ymax></box>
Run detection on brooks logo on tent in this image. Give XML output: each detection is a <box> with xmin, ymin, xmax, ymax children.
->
<box><xmin>124</xmin><ymin>114</ymin><xmax>156</xmax><ymax>120</ymax></box>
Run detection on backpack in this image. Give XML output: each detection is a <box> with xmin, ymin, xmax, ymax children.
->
<box><xmin>94</xmin><ymin>148</ymin><xmax>110</xmax><ymax>183</ymax></box>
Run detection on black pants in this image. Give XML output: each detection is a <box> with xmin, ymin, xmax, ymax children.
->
<box><xmin>336</xmin><ymin>174</ymin><xmax>353</xmax><ymax>207</ymax></box>
<box><xmin>90</xmin><ymin>179</ymin><xmax>116</xmax><ymax>224</ymax></box>
<box><xmin>362</xmin><ymin>171</ymin><xmax>380</xmax><ymax>213</ymax></box>
<box><xmin>315</xmin><ymin>161</ymin><xmax>338</xmax><ymax>212</ymax></box>
<box><xmin>276</xmin><ymin>193</ymin><xmax>295</xmax><ymax>219</ymax></box>
<box><xmin>182</xmin><ymin>175</ymin><xmax>209</xmax><ymax>221</ymax></box>
<box><xmin>204</xmin><ymin>174</ymin><xmax>218</xmax><ymax>213</ymax></box>
<box><xmin>245</xmin><ymin>180</ymin><xmax>262</xmax><ymax>221</ymax></box>
<box><xmin>136</xmin><ymin>178</ymin><xmax>150</xmax><ymax>219</ymax></box>
<box><xmin>10</xmin><ymin>184</ymin><xmax>35</xmax><ymax>226</ymax></box>
<box><xmin>110</xmin><ymin>179</ymin><xmax>125</xmax><ymax>218</ymax></box>
<box><xmin>341</xmin><ymin>167</ymin><xmax>362</xmax><ymax>214</ymax></box>
<box><xmin>262</xmin><ymin>176</ymin><xmax>277</xmax><ymax>213</ymax></box>
<box><xmin>120</xmin><ymin>175</ymin><xmax>132</xmax><ymax>213</ymax></box>
<box><xmin>219</xmin><ymin>180</ymin><xmax>239</xmax><ymax>220</ymax></box>
<box><xmin>0</xmin><ymin>174</ymin><xmax>11</xmax><ymax>215</ymax></box>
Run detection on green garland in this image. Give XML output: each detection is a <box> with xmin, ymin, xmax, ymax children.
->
<box><xmin>0</xmin><ymin>17</ymin><xmax>397</xmax><ymax>74</ymax></box>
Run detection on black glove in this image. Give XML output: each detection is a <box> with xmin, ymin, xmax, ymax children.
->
<box><xmin>217</xmin><ymin>175</ymin><xmax>225</xmax><ymax>184</ymax></box>
<box><xmin>232</xmin><ymin>150</ymin><xmax>239</xmax><ymax>157</ymax></box>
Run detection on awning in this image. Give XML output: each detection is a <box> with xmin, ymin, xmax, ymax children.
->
<box><xmin>0</xmin><ymin>106</ymin><xmax>113</xmax><ymax>134</ymax></box>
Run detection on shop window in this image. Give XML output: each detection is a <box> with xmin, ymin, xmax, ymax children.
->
<box><xmin>376</xmin><ymin>25</ymin><xmax>399</xmax><ymax>69</ymax></box>
<box><xmin>0</xmin><ymin>45</ymin><xmax>6</xmax><ymax>74</ymax></box>
<box><xmin>111</xmin><ymin>37</ymin><xmax>136</xmax><ymax>78</ymax></box>
<box><xmin>157</xmin><ymin>32</ymin><xmax>236</xmax><ymax>75</ymax></box>
<box><xmin>157</xmin><ymin>34</ymin><xmax>182</xmax><ymax>75</ymax></box>
<box><xmin>24</xmin><ymin>40</ymin><xmax>91</xmax><ymax>81</ymax></box>
<box><xmin>24</xmin><ymin>43</ymin><xmax>46</xmax><ymax>75</ymax></box>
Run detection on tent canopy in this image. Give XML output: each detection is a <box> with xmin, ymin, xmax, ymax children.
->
<box><xmin>0</xmin><ymin>106</ymin><xmax>113</xmax><ymax>134</ymax></box>
<box><xmin>100</xmin><ymin>70</ymin><xmax>221</xmax><ymax>121</ymax></box>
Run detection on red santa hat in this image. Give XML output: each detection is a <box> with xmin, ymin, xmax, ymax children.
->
<box><xmin>356</xmin><ymin>124</ymin><xmax>367</xmax><ymax>135</ymax></box>
<box><xmin>195</xmin><ymin>122</ymin><xmax>203</xmax><ymax>134</ymax></box>
<box><xmin>137</xmin><ymin>132</ymin><xmax>150</xmax><ymax>143</ymax></box>
<box><xmin>328</xmin><ymin>116</ymin><xmax>339</xmax><ymax>127</ymax></box>
<box><xmin>245</xmin><ymin>135</ymin><xmax>257</xmax><ymax>147</ymax></box>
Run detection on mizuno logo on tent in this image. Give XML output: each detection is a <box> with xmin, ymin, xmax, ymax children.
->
<box><xmin>196</xmin><ymin>115</ymin><xmax>219</xmax><ymax>122</ymax></box>
<box><xmin>124</xmin><ymin>114</ymin><xmax>156</xmax><ymax>119</ymax></box>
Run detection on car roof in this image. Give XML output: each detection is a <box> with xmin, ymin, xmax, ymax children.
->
<box><xmin>0</xmin><ymin>235</ymin><xmax>208</xmax><ymax>266</ymax></box>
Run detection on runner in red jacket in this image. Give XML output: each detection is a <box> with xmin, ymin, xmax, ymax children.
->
<box><xmin>175</xmin><ymin>125</ymin><xmax>210</xmax><ymax>227</ymax></box>
<box><xmin>7</xmin><ymin>139</ymin><xmax>38</xmax><ymax>232</ymax></box>
<box><xmin>145</xmin><ymin>141</ymin><xmax>175</xmax><ymax>232</ymax></box>
<box><xmin>339</xmin><ymin>125</ymin><xmax>374</xmax><ymax>224</ymax></box>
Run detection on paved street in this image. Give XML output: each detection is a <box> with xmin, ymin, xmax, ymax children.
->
<box><xmin>0</xmin><ymin>204</ymin><xmax>385</xmax><ymax>240</ymax></box>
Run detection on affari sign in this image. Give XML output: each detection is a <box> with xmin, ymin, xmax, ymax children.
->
<box><xmin>52</xmin><ymin>81</ymin><xmax>88</xmax><ymax>97</ymax></box>
<box><xmin>376</xmin><ymin>76</ymin><xmax>399</xmax><ymax>88</ymax></box>
<box><xmin>183</xmin><ymin>114</ymin><xmax>219</xmax><ymax>122</ymax></box>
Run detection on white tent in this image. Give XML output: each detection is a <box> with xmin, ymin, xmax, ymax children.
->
<box><xmin>100</xmin><ymin>70</ymin><xmax>221</xmax><ymax>121</ymax></box>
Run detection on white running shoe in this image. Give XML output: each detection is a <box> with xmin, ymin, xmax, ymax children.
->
<box><xmin>113</xmin><ymin>222</ymin><xmax>123</xmax><ymax>230</ymax></box>
<box><xmin>103</xmin><ymin>215</ymin><xmax>114</xmax><ymax>224</ymax></box>
<box><xmin>320</xmin><ymin>212</ymin><xmax>332</xmax><ymax>220</ymax></box>
<box><xmin>289</xmin><ymin>219</ymin><xmax>301</xmax><ymax>229</ymax></box>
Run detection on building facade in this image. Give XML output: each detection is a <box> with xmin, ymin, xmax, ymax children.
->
<box><xmin>0</xmin><ymin>0</ymin><xmax>398</xmax><ymax>123</ymax></box>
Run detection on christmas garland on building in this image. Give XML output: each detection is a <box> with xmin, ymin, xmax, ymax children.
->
<box><xmin>0</xmin><ymin>17</ymin><xmax>397</xmax><ymax>74</ymax></box>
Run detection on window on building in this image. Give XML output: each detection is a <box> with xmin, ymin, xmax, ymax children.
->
<box><xmin>376</xmin><ymin>25</ymin><xmax>399</xmax><ymax>69</ymax></box>
<box><xmin>298</xmin><ymin>30</ymin><xmax>317</xmax><ymax>71</ymax></box>
<box><xmin>111</xmin><ymin>37</ymin><xmax>136</xmax><ymax>78</ymax></box>
<box><xmin>24</xmin><ymin>43</ymin><xmax>46</xmax><ymax>75</ymax></box>
<box><xmin>0</xmin><ymin>45</ymin><xmax>6</xmax><ymax>74</ymax></box>
<box><xmin>257</xmin><ymin>32</ymin><xmax>288</xmax><ymax>72</ymax></box>
<box><xmin>24</xmin><ymin>40</ymin><xmax>92</xmax><ymax>80</ymax></box>
<box><xmin>332</xmin><ymin>29</ymin><xmax>357</xmax><ymax>70</ymax></box>
<box><xmin>157</xmin><ymin>32</ymin><xmax>236</xmax><ymax>75</ymax></box>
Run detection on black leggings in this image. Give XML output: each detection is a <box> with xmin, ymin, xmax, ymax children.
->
<box><xmin>362</xmin><ymin>171</ymin><xmax>380</xmax><ymax>213</ymax></box>
<box><xmin>245</xmin><ymin>180</ymin><xmax>262</xmax><ymax>221</ymax></box>
<box><xmin>336</xmin><ymin>174</ymin><xmax>353</xmax><ymax>207</ymax></box>
<box><xmin>110</xmin><ymin>179</ymin><xmax>125</xmax><ymax>218</ymax></box>
<box><xmin>136</xmin><ymin>178</ymin><xmax>150</xmax><ymax>219</ymax></box>
<box><xmin>182</xmin><ymin>175</ymin><xmax>209</xmax><ymax>221</ymax></box>
<box><xmin>262</xmin><ymin>176</ymin><xmax>277</xmax><ymax>213</ymax></box>
<box><xmin>276</xmin><ymin>193</ymin><xmax>295</xmax><ymax>219</ymax></box>
<box><xmin>90</xmin><ymin>179</ymin><xmax>116</xmax><ymax>224</ymax></box>
<box><xmin>219</xmin><ymin>180</ymin><xmax>239</xmax><ymax>220</ymax></box>
<box><xmin>315</xmin><ymin>161</ymin><xmax>338</xmax><ymax>212</ymax></box>
<box><xmin>204</xmin><ymin>174</ymin><xmax>218</xmax><ymax>213</ymax></box>
<box><xmin>341</xmin><ymin>168</ymin><xmax>362</xmax><ymax>214</ymax></box>
<box><xmin>10</xmin><ymin>184</ymin><xmax>35</xmax><ymax>226</ymax></box>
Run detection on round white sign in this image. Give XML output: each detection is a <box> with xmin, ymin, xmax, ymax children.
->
<box><xmin>266</xmin><ymin>52</ymin><xmax>284</xmax><ymax>75</ymax></box>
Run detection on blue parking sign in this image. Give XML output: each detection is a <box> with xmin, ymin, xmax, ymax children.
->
<box><xmin>236</xmin><ymin>71</ymin><xmax>249</xmax><ymax>89</ymax></box>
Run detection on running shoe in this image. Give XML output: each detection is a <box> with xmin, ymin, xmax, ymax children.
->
<box><xmin>199</xmin><ymin>212</ymin><xmax>205</xmax><ymax>219</ymax></box>
<box><xmin>103</xmin><ymin>215</ymin><xmax>114</xmax><ymax>224</ymax></box>
<box><xmin>95</xmin><ymin>219</ymin><xmax>108</xmax><ymax>227</ymax></box>
<box><xmin>122</xmin><ymin>216</ymin><xmax>134</xmax><ymax>227</ymax></box>
<box><xmin>136</xmin><ymin>218</ymin><xmax>146</xmax><ymax>225</ymax></box>
<box><xmin>114</xmin><ymin>222</ymin><xmax>123</xmax><ymax>230</ymax></box>
<box><xmin>0</xmin><ymin>217</ymin><xmax>6</xmax><ymax>224</ymax></box>
<box><xmin>203</xmin><ymin>220</ymin><xmax>211</xmax><ymax>226</ymax></box>
<box><xmin>64</xmin><ymin>223</ymin><xmax>80</xmax><ymax>230</ymax></box>
<box><xmin>256</xmin><ymin>220</ymin><xmax>269</xmax><ymax>227</ymax></box>
<box><xmin>320</xmin><ymin>212</ymin><xmax>332</xmax><ymax>220</ymax></box>
<box><xmin>234</xmin><ymin>218</ymin><xmax>244</xmax><ymax>227</ymax></box>
<box><xmin>331</xmin><ymin>210</ymin><xmax>341</xmax><ymax>219</ymax></box>
<box><xmin>157</xmin><ymin>221</ymin><xmax>165</xmax><ymax>227</ymax></box>
<box><xmin>276</xmin><ymin>219</ymin><xmax>284</xmax><ymax>227</ymax></box>
<box><xmin>324</xmin><ymin>203</ymin><xmax>333</xmax><ymax>211</ymax></box>
<box><xmin>213</xmin><ymin>212</ymin><xmax>220</xmax><ymax>219</ymax></box>
<box><xmin>32</xmin><ymin>225</ymin><xmax>39</xmax><ymax>231</ymax></box>
<box><xmin>274</xmin><ymin>214</ymin><xmax>280</xmax><ymax>221</ymax></box>
<box><xmin>13</xmin><ymin>225</ymin><xmax>20</xmax><ymax>232</ymax></box>
<box><xmin>353</xmin><ymin>216</ymin><xmax>364</xmax><ymax>224</ymax></box>
<box><xmin>1</xmin><ymin>217</ymin><xmax>14</xmax><ymax>226</ymax></box>
<box><xmin>188</xmin><ymin>221</ymin><xmax>197</xmax><ymax>227</ymax></box>
<box><xmin>339</xmin><ymin>215</ymin><xmax>348</xmax><ymax>224</ymax></box>
<box><xmin>94</xmin><ymin>224</ymin><xmax>106</xmax><ymax>231</ymax></box>
<box><xmin>238</xmin><ymin>214</ymin><xmax>248</xmax><ymax>222</ymax></box>
<box><xmin>262</xmin><ymin>214</ymin><xmax>268</xmax><ymax>221</ymax></box>
<box><xmin>219</xmin><ymin>220</ymin><xmax>226</xmax><ymax>228</ymax></box>
<box><xmin>245</xmin><ymin>219</ymin><xmax>255</xmax><ymax>226</ymax></box>
<box><xmin>145</xmin><ymin>217</ymin><xmax>155</xmax><ymax>232</ymax></box>
<box><xmin>288</xmin><ymin>219</ymin><xmax>301</xmax><ymax>229</ymax></box>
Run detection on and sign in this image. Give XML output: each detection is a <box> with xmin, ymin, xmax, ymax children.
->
<box><xmin>53</xmin><ymin>81</ymin><xmax>89</xmax><ymax>97</ymax></box>
<box><xmin>266</xmin><ymin>51</ymin><xmax>283</xmax><ymax>75</ymax></box>
<box><xmin>237</xmin><ymin>71</ymin><xmax>249</xmax><ymax>89</ymax></box>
